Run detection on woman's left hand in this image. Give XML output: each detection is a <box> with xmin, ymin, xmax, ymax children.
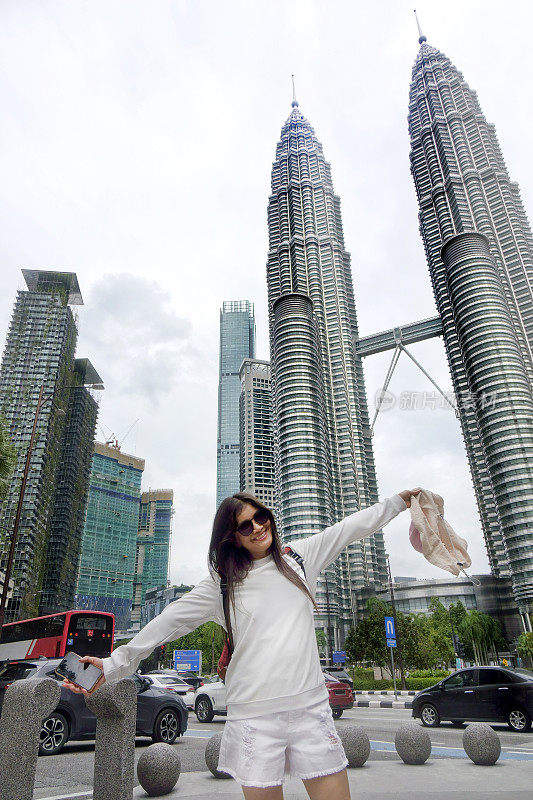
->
<box><xmin>398</xmin><ymin>488</ymin><xmax>422</xmax><ymax>508</ymax></box>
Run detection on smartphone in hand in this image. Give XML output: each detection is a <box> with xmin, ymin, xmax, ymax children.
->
<box><xmin>55</xmin><ymin>652</ymin><xmax>103</xmax><ymax>692</ymax></box>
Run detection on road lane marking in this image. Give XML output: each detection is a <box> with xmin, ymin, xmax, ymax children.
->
<box><xmin>37</xmin><ymin>793</ymin><xmax>93</xmax><ymax>800</ymax></box>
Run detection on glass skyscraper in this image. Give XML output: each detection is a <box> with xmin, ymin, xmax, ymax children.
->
<box><xmin>75</xmin><ymin>442</ymin><xmax>144</xmax><ymax>630</ymax></box>
<box><xmin>239</xmin><ymin>359</ymin><xmax>274</xmax><ymax>509</ymax></box>
<box><xmin>409</xmin><ymin>33</ymin><xmax>533</xmax><ymax>625</ymax></box>
<box><xmin>131</xmin><ymin>489</ymin><xmax>174</xmax><ymax>630</ymax></box>
<box><xmin>216</xmin><ymin>301</ymin><xmax>256</xmax><ymax>507</ymax></box>
<box><xmin>0</xmin><ymin>270</ymin><xmax>99</xmax><ymax>620</ymax></box>
<box><xmin>267</xmin><ymin>100</ymin><xmax>386</xmax><ymax>645</ymax></box>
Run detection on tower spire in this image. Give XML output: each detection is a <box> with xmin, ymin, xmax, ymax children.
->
<box><xmin>291</xmin><ymin>74</ymin><xmax>298</xmax><ymax>107</ymax></box>
<box><xmin>414</xmin><ymin>9</ymin><xmax>427</xmax><ymax>44</ymax></box>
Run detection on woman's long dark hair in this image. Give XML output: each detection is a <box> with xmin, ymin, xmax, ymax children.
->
<box><xmin>209</xmin><ymin>492</ymin><xmax>318</xmax><ymax>653</ymax></box>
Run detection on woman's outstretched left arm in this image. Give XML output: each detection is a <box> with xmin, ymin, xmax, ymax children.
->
<box><xmin>293</xmin><ymin>489</ymin><xmax>421</xmax><ymax>575</ymax></box>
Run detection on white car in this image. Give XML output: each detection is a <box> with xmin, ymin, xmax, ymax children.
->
<box><xmin>193</xmin><ymin>675</ymin><xmax>228</xmax><ymax>722</ymax></box>
<box><xmin>139</xmin><ymin>674</ymin><xmax>196</xmax><ymax>709</ymax></box>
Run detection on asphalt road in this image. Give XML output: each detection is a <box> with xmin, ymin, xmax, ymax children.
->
<box><xmin>33</xmin><ymin>707</ymin><xmax>533</xmax><ymax>798</ymax></box>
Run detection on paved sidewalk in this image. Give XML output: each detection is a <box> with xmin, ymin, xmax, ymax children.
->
<box><xmin>36</xmin><ymin>760</ymin><xmax>532</xmax><ymax>800</ymax></box>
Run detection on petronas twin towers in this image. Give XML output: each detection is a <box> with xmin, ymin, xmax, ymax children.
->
<box><xmin>266</xmin><ymin>32</ymin><xmax>533</xmax><ymax>643</ymax></box>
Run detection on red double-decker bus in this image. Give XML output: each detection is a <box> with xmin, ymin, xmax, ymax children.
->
<box><xmin>0</xmin><ymin>610</ymin><xmax>114</xmax><ymax>661</ymax></box>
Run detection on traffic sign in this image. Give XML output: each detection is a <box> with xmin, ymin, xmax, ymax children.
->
<box><xmin>173</xmin><ymin>649</ymin><xmax>202</xmax><ymax>672</ymax></box>
<box><xmin>332</xmin><ymin>651</ymin><xmax>346</xmax><ymax>663</ymax></box>
<box><xmin>386</xmin><ymin>638</ymin><xmax>397</xmax><ymax>648</ymax></box>
<box><xmin>384</xmin><ymin>616</ymin><xmax>396</xmax><ymax>639</ymax></box>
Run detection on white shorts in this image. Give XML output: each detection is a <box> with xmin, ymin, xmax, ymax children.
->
<box><xmin>217</xmin><ymin>696</ymin><xmax>348</xmax><ymax>788</ymax></box>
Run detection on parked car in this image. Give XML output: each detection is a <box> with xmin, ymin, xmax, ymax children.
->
<box><xmin>321</xmin><ymin>666</ymin><xmax>353</xmax><ymax>690</ymax></box>
<box><xmin>194</xmin><ymin>675</ymin><xmax>228</xmax><ymax>722</ymax></box>
<box><xmin>139</xmin><ymin>673</ymin><xmax>196</xmax><ymax>709</ymax></box>
<box><xmin>147</xmin><ymin>668</ymin><xmax>205</xmax><ymax>690</ymax></box>
<box><xmin>412</xmin><ymin>666</ymin><xmax>533</xmax><ymax>732</ymax></box>
<box><xmin>0</xmin><ymin>658</ymin><xmax>188</xmax><ymax>755</ymax></box>
<box><xmin>193</xmin><ymin>673</ymin><xmax>353</xmax><ymax>722</ymax></box>
<box><xmin>323</xmin><ymin>672</ymin><xmax>354</xmax><ymax>719</ymax></box>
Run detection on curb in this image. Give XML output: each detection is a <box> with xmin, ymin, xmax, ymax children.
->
<box><xmin>354</xmin><ymin>698</ymin><xmax>413</xmax><ymax>709</ymax></box>
<box><xmin>354</xmin><ymin>690</ymin><xmax>416</xmax><ymax>696</ymax></box>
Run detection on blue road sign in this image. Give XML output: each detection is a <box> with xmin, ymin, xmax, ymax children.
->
<box><xmin>173</xmin><ymin>649</ymin><xmax>202</xmax><ymax>671</ymax></box>
<box><xmin>387</xmin><ymin>638</ymin><xmax>397</xmax><ymax>648</ymax></box>
<box><xmin>384</xmin><ymin>616</ymin><xmax>396</xmax><ymax>639</ymax></box>
<box><xmin>332</xmin><ymin>651</ymin><xmax>346</xmax><ymax>663</ymax></box>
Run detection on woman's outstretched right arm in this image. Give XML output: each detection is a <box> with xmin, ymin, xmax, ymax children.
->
<box><xmin>64</xmin><ymin>573</ymin><xmax>222</xmax><ymax>693</ymax></box>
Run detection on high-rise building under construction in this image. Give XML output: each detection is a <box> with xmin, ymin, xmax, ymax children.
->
<box><xmin>267</xmin><ymin>98</ymin><xmax>387</xmax><ymax>645</ymax></box>
<box><xmin>408</xmin><ymin>31</ymin><xmax>533</xmax><ymax>624</ymax></box>
<box><xmin>0</xmin><ymin>270</ymin><xmax>100</xmax><ymax>620</ymax></box>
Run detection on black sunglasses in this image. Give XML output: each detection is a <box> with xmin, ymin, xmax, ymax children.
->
<box><xmin>236</xmin><ymin>508</ymin><xmax>271</xmax><ymax>537</ymax></box>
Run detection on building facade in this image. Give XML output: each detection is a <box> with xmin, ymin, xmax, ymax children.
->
<box><xmin>216</xmin><ymin>301</ymin><xmax>256</xmax><ymax>507</ymax></box>
<box><xmin>75</xmin><ymin>442</ymin><xmax>144</xmax><ymax>630</ymax></box>
<box><xmin>409</xmin><ymin>34</ymin><xmax>533</xmax><ymax>624</ymax></box>
<box><xmin>140</xmin><ymin>583</ymin><xmax>193</xmax><ymax>628</ymax></box>
<box><xmin>267</xmin><ymin>100</ymin><xmax>387</xmax><ymax>647</ymax></box>
<box><xmin>239</xmin><ymin>359</ymin><xmax>274</xmax><ymax>508</ymax></box>
<box><xmin>0</xmin><ymin>270</ymin><xmax>99</xmax><ymax>620</ymax></box>
<box><xmin>131</xmin><ymin>489</ymin><xmax>174</xmax><ymax>629</ymax></box>
<box><xmin>365</xmin><ymin>574</ymin><xmax>522</xmax><ymax>645</ymax></box>
<box><xmin>39</xmin><ymin>359</ymin><xmax>101</xmax><ymax>615</ymax></box>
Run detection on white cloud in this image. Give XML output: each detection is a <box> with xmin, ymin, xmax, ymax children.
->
<box><xmin>0</xmin><ymin>0</ymin><xmax>529</xmax><ymax>581</ymax></box>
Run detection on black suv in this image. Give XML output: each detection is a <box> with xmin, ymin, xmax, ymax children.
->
<box><xmin>412</xmin><ymin>666</ymin><xmax>533</xmax><ymax>732</ymax></box>
<box><xmin>0</xmin><ymin>658</ymin><xmax>188</xmax><ymax>755</ymax></box>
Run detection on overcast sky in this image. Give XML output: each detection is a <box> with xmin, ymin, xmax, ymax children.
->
<box><xmin>1</xmin><ymin>1</ymin><xmax>531</xmax><ymax>588</ymax></box>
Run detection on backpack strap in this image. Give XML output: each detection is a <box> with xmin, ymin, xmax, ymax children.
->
<box><xmin>283</xmin><ymin>546</ymin><xmax>306</xmax><ymax>578</ymax></box>
<box><xmin>219</xmin><ymin>578</ymin><xmax>234</xmax><ymax>655</ymax></box>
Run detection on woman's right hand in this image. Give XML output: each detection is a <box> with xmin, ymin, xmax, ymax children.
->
<box><xmin>61</xmin><ymin>655</ymin><xmax>106</xmax><ymax>696</ymax></box>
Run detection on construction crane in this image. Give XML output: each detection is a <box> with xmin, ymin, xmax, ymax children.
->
<box><xmin>100</xmin><ymin>419</ymin><xmax>140</xmax><ymax>451</ymax></box>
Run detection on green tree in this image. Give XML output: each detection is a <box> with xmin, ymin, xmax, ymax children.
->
<box><xmin>456</xmin><ymin>608</ymin><xmax>506</xmax><ymax>664</ymax></box>
<box><xmin>0</xmin><ymin>416</ymin><xmax>16</xmax><ymax>507</ymax></box>
<box><xmin>165</xmin><ymin>622</ymin><xmax>226</xmax><ymax>675</ymax></box>
<box><xmin>410</xmin><ymin>612</ymin><xmax>453</xmax><ymax>669</ymax></box>
<box><xmin>346</xmin><ymin>598</ymin><xmax>454</xmax><ymax>672</ymax></box>
<box><xmin>516</xmin><ymin>632</ymin><xmax>533</xmax><ymax>666</ymax></box>
<box><xmin>346</xmin><ymin>599</ymin><xmax>391</xmax><ymax>667</ymax></box>
<box><xmin>315</xmin><ymin>628</ymin><xmax>327</xmax><ymax>655</ymax></box>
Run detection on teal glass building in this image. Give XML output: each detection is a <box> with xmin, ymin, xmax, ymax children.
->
<box><xmin>131</xmin><ymin>489</ymin><xmax>174</xmax><ymax>629</ymax></box>
<box><xmin>75</xmin><ymin>442</ymin><xmax>144</xmax><ymax>630</ymax></box>
<box><xmin>216</xmin><ymin>301</ymin><xmax>256</xmax><ymax>507</ymax></box>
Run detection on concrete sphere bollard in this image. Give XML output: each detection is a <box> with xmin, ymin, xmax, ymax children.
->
<box><xmin>205</xmin><ymin>732</ymin><xmax>232</xmax><ymax>779</ymax></box>
<box><xmin>395</xmin><ymin>722</ymin><xmax>432</xmax><ymax>764</ymax></box>
<box><xmin>463</xmin><ymin>723</ymin><xmax>501</xmax><ymax>765</ymax></box>
<box><xmin>137</xmin><ymin>743</ymin><xmax>181</xmax><ymax>796</ymax></box>
<box><xmin>337</xmin><ymin>725</ymin><xmax>371</xmax><ymax>767</ymax></box>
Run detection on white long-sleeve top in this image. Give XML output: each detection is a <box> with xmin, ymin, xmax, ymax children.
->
<box><xmin>102</xmin><ymin>494</ymin><xmax>407</xmax><ymax>719</ymax></box>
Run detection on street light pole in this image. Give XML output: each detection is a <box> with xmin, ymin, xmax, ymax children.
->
<box><xmin>324</xmin><ymin>572</ymin><xmax>334</xmax><ymax>664</ymax></box>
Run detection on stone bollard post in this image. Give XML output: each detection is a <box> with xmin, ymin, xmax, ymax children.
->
<box><xmin>85</xmin><ymin>679</ymin><xmax>137</xmax><ymax>800</ymax></box>
<box><xmin>0</xmin><ymin>677</ymin><xmax>61</xmax><ymax>800</ymax></box>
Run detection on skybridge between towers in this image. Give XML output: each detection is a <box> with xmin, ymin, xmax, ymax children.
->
<box><xmin>353</xmin><ymin>314</ymin><xmax>456</xmax><ymax>433</ymax></box>
<box><xmin>354</xmin><ymin>314</ymin><xmax>443</xmax><ymax>358</ymax></box>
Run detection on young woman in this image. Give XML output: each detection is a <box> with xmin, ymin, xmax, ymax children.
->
<box><xmin>64</xmin><ymin>487</ymin><xmax>420</xmax><ymax>800</ymax></box>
